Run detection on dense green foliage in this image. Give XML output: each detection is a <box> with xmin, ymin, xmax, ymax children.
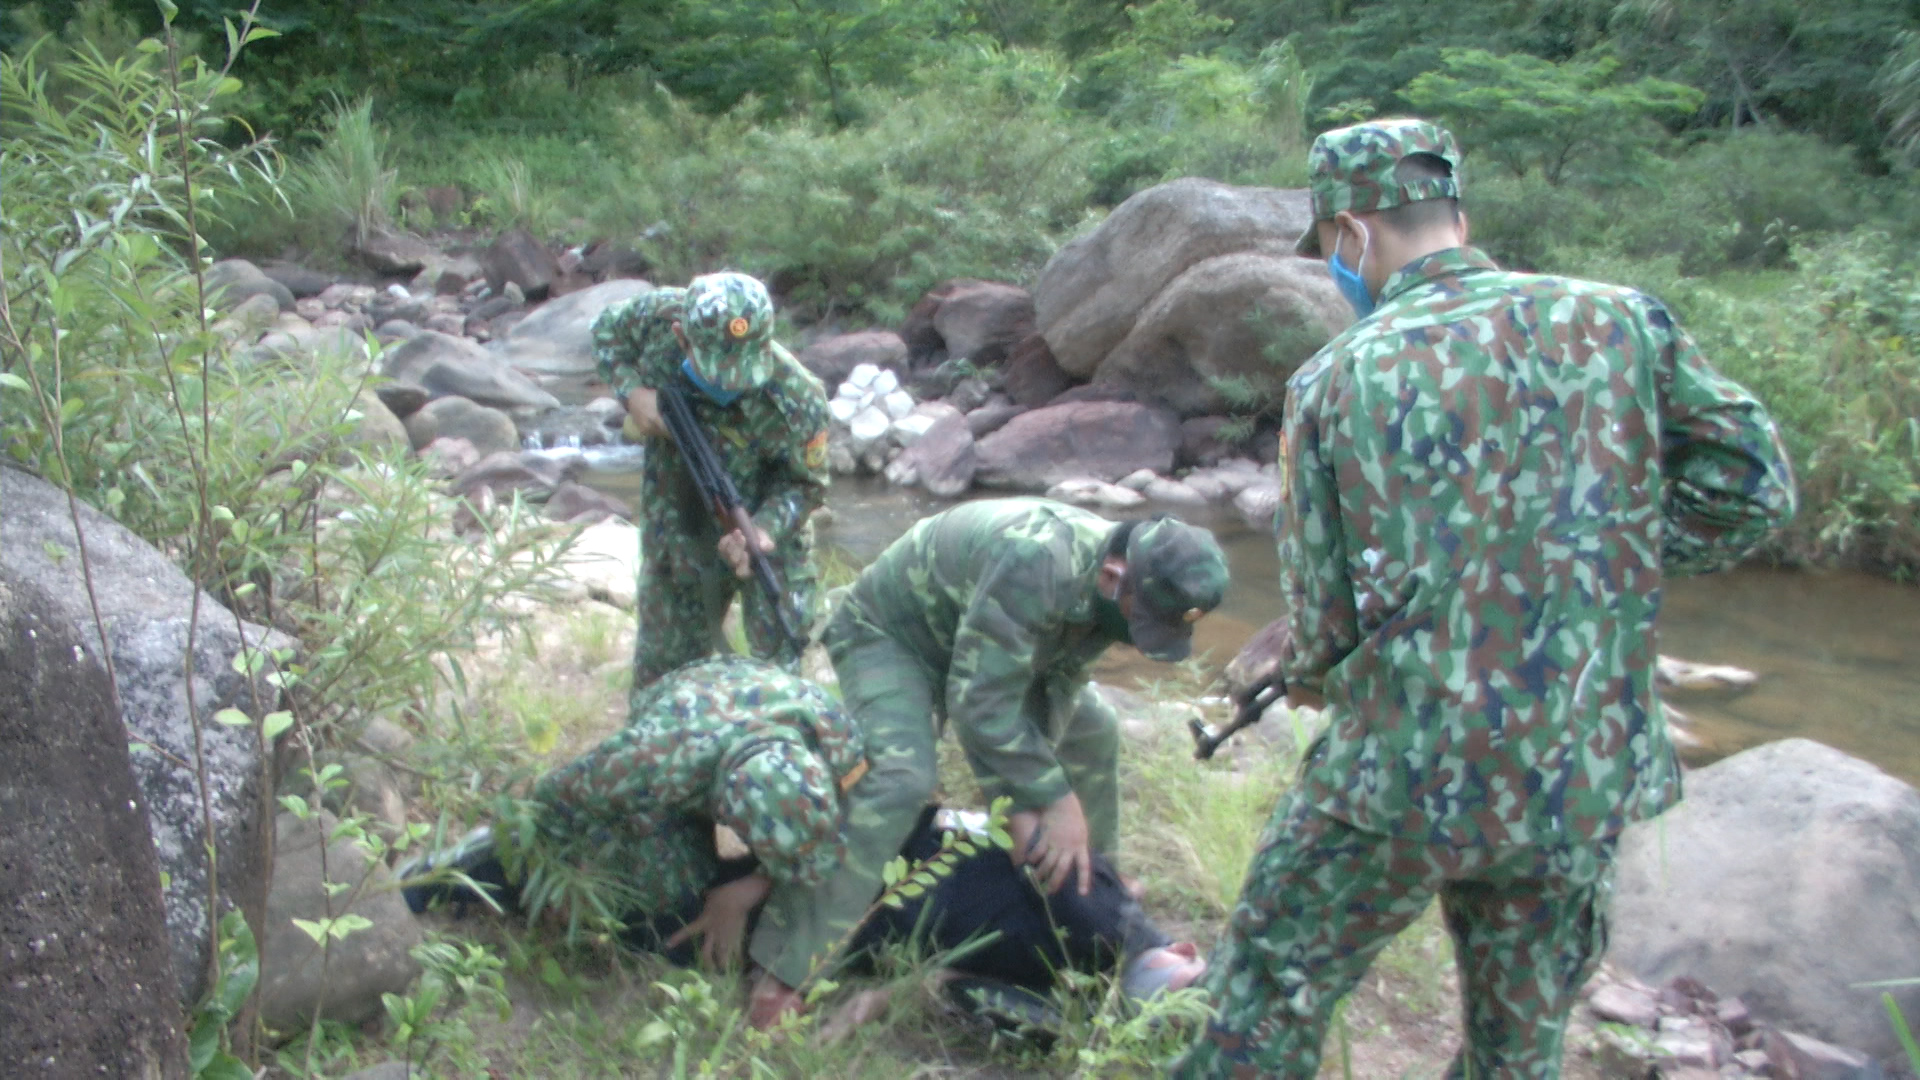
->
<box><xmin>6</xmin><ymin>0</ymin><xmax>1919</xmax><ymax>571</ymax></box>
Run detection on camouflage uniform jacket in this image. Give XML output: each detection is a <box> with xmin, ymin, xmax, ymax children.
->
<box><xmin>1277</xmin><ymin>246</ymin><xmax>1796</xmax><ymax>848</ymax></box>
<box><xmin>838</xmin><ymin>498</ymin><xmax>1124</xmax><ymax>813</ymax></box>
<box><xmin>594</xmin><ymin>288</ymin><xmax>831</xmax><ymax>545</ymax></box>
<box><xmin>531</xmin><ymin>657</ymin><xmax>863</xmax><ymax>911</ymax></box>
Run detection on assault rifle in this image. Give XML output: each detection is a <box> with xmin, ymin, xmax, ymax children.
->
<box><xmin>1188</xmin><ymin>675</ymin><xmax>1288</xmax><ymax>760</ymax></box>
<box><xmin>655</xmin><ymin>385</ymin><xmax>805</xmax><ymax>654</ymax></box>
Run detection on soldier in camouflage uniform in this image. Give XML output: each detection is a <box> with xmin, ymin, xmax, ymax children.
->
<box><xmin>745</xmin><ymin>498</ymin><xmax>1231</xmax><ymax>1024</ymax></box>
<box><xmin>593</xmin><ymin>272</ymin><xmax>832</xmax><ymax>687</ymax></box>
<box><xmin>526</xmin><ymin>655</ymin><xmax>867</xmax><ymax>967</ymax></box>
<box><xmin>1170</xmin><ymin>119</ymin><xmax>1798</xmax><ymax>1079</ymax></box>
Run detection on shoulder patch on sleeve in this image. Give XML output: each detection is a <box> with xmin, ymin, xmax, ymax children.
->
<box><xmin>804</xmin><ymin>430</ymin><xmax>830</xmax><ymax>472</ymax></box>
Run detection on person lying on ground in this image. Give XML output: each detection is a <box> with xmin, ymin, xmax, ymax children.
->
<box><xmin>402</xmin><ymin>807</ymin><xmax>1207</xmax><ymax>1031</ymax></box>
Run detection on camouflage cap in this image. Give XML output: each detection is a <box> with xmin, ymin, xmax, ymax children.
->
<box><xmin>716</xmin><ymin>741</ymin><xmax>848</xmax><ymax>889</ymax></box>
<box><xmin>1124</xmin><ymin>517</ymin><xmax>1229</xmax><ymax>662</ymax></box>
<box><xmin>681</xmin><ymin>271</ymin><xmax>777</xmax><ymax>394</ymax></box>
<box><xmin>1295</xmin><ymin>118</ymin><xmax>1463</xmax><ymax>256</ymax></box>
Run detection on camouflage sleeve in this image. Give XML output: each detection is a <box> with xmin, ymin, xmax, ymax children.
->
<box><xmin>944</xmin><ymin>532</ymin><xmax>1074</xmax><ymax>812</ymax></box>
<box><xmin>1649</xmin><ymin>303</ymin><xmax>1799</xmax><ymax>576</ymax></box>
<box><xmin>748</xmin><ymin>350</ymin><xmax>832</xmax><ymax>546</ymax></box>
<box><xmin>1275</xmin><ymin>361</ymin><xmax>1362</xmax><ymax>694</ymax></box>
<box><xmin>591</xmin><ymin>289</ymin><xmax>684</xmax><ymax>400</ymax></box>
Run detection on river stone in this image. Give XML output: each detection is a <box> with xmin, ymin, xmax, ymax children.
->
<box><xmin>403</xmin><ymin>397</ymin><xmax>520</xmax><ymax>455</ymax></box>
<box><xmin>1034</xmin><ymin>178</ymin><xmax>1314</xmax><ymax>378</ymax></box>
<box><xmin>374</xmin><ymin>382</ymin><xmax>430</xmax><ymax>420</ymax></box>
<box><xmin>258</xmin><ymin>811</ymin><xmax>423</xmax><ymax>1031</ymax></box>
<box><xmin>973</xmin><ymin>401</ymin><xmax>1179</xmax><ymax>490</ymax></box>
<box><xmin>206</xmin><ymin>258</ymin><xmax>294</xmax><ymax>314</ymax></box>
<box><xmin>483</xmin><ymin>227</ymin><xmax>559</xmax><ymax>301</ymax></box>
<box><xmin>890</xmin><ymin>407</ymin><xmax>976</xmax><ymax>498</ymax></box>
<box><xmin>352</xmin><ymin>389</ymin><xmax>409</xmax><ymax>453</ymax></box>
<box><xmin>1047</xmin><ymin>478</ymin><xmax>1146</xmax><ymax>510</ymax></box>
<box><xmin>0</xmin><ymin>569</ymin><xmax>191</xmax><ymax>1079</ymax></box>
<box><xmin>354</xmin><ymin>225</ymin><xmax>442</xmax><ymax>276</ymax></box>
<box><xmin>966</xmin><ymin>402</ymin><xmax>1026</xmax><ymax>438</ymax></box>
<box><xmin>258</xmin><ymin>260</ymin><xmax>338</xmax><ymax>299</ymax></box>
<box><xmin>383</xmin><ymin>331</ymin><xmax>560</xmax><ymax>413</ymax></box>
<box><xmin>450</xmin><ymin>450</ymin><xmax>584</xmax><ymax>505</ymax></box>
<box><xmin>487</xmin><ymin>278</ymin><xmax>654</xmax><ymax>377</ymax></box>
<box><xmin>1234</xmin><ymin>481</ymin><xmax>1281</xmax><ymax>532</ymax></box>
<box><xmin>799</xmin><ymin>331</ymin><xmax>909</xmax><ymax>386</ymax></box>
<box><xmin>546</xmin><ymin>481</ymin><xmax>634</xmax><ymax>525</ymax></box>
<box><xmin>559</xmin><ymin>520</ymin><xmax>642</xmax><ymax>608</ymax></box>
<box><xmin>1609</xmin><ymin>738</ymin><xmax>1920</xmax><ymax>1059</ymax></box>
<box><xmin>0</xmin><ymin>468</ymin><xmax>287</xmax><ymax>1007</ymax></box>
<box><xmin>1142</xmin><ymin>476</ymin><xmax>1208</xmax><ymax>508</ymax></box>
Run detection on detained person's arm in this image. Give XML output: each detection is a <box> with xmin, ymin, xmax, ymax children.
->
<box><xmin>1649</xmin><ymin>303</ymin><xmax>1799</xmax><ymax>575</ymax></box>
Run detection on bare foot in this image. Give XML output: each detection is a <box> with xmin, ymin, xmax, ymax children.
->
<box><xmin>748</xmin><ymin>971</ymin><xmax>806</xmax><ymax>1030</ymax></box>
<box><xmin>1124</xmin><ymin>942</ymin><xmax>1209</xmax><ymax>999</ymax></box>
<box><xmin>817</xmin><ymin>987</ymin><xmax>894</xmax><ymax>1044</ymax></box>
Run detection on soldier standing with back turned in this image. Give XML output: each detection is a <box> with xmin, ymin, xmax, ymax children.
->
<box><xmin>592</xmin><ymin>272</ymin><xmax>832</xmax><ymax>688</ymax></box>
<box><xmin>1172</xmin><ymin>119</ymin><xmax>1797</xmax><ymax>1078</ymax></box>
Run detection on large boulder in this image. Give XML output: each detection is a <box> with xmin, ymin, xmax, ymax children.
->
<box><xmin>402</xmin><ymin>397</ymin><xmax>520</xmax><ymax>455</ymax></box>
<box><xmin>0</xmin><ymin>571</ymin><xmax>191</xmax><ymax>1079</ymax></box>
<box><xmin>382</xmin><ymin>331</ymin><xmax>560</xmax><ymax>413</ymax></box>
<box><xmin>487</xmin><ymin>278</ymin><xmax>654</xmax><ymax>377</ymax></box>
<box><xmin>902</xmin><ymin>279</ymin><xmax>1035</xmax><ymax>366</ymax></box>
<box><xmin>1033</xmin><ymin>179</ymin><xmax>1315</xmax><ymax>379</ymax></box>
<box><xmin>1</xmin><ymin>467</ymin><xmax>286</xmax><ymax>1007</ymax></box>
<box><xmin>206</xmin><ymin>258</ymin><xmax>294</xmax><ymax>314</ymax></box>
<box><xmin>1092</xmin><ymin>252</ymin><xmax>1346</xmax><ymax>416</ymax></box>
<box><xmin>1610</xmin><ymin>739</ymin><xmax>1920</xmax><ymax>1059</ymax></box>
<box><xmin>558</xmin><ymin>520</ymin><xmax>642</xmax><ymax>608</ymax></box>
<box><xmin>483</xmin><ymin>228</ymin><xmax>560</xmax><ymax>302</ymax></box>
<box><xmin>798</xmin><ymin>331</ymin><xmax>910</xmax><ymax>386</ymax></box>
<box><xmin>449</xmin><ymin>450</ymin><xmax>585</xmax><ymax>505</ymax></box>
<box><xmin>257</xmin><ymin>811</ymin><xmax>423</xmax><ymax>1032</ymax></box>
<box><xmin>973</xmin><ymin>401</ymin><xmax>1179</xmax><ymax>490</ymax></box>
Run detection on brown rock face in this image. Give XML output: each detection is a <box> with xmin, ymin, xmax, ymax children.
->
<box><xmin>901</xmin><ymin>279</ymin><xmax>1035</xmax><ymax>366</ymax></box>
<box><xmin>1034</xmin><ymin>178</ymin><xmax>1315</xmax><ymax>378</ymax></box>
<box><xmin>354</xmin><ymin>225</ymin><xmax>443</xmax><ymax>276</ymax></box>
<box><xmin>0</xmin><ymin>569</ymin><xmax>191</xmax><ymax>1080</ymax></box>
<box><xmin>1002</xmin><ymin>334</ymin><xmax>1076</xmax><ymax>408</ymax></box>
<box><xmin>972</xmin><ymin>400</ymin><xmax>1179</xmax><ymax>490</ymax></box>
<box><xmin>1093</xmin><ymin>252</ymin><xmax>1347</xmax><ymax>416</ymax></box>
<box><xmin>798</xmin><ymin>331</ymin><xmax>910</xmax><ymax>386</ymax></box>
<box><xmin>483</xmin><ymin>228</ymin><xmax>560</xmax><ymax>302</ymax></box>
<box><xmin>892</xmin><ymin>410</ymin><xmax>977</xmax><ymax>498</ymax></box>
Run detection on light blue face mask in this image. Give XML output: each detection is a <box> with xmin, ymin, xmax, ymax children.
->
<box><xmin>1329</xmin><ymin>223</ymin><xmax>1376</xmax><ymax>319</ymax></box>
<box><xmin>681</xmin><ymin>357</ymin><xmax>743</xmax><ymax>408</ymax></box>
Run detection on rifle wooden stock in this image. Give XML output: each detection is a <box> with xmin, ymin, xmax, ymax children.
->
<box><xmin>656</xmin><ymin>384</ymin><xmax>805</xmax><ymax>654</ymax></box>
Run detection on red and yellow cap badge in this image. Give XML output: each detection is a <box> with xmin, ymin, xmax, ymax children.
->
<box><xmin>727</xmin><ymin>316</ymin><xmax>751</xmax><ymax>340</ymax></box>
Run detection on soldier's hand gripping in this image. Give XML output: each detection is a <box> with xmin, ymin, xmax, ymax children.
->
<box><xmin>718</xmin><ymin>525</ymin><xmax>775</xmax><ymax>580</ymax></box>
<box><xmin>666</xmin><ymin>870</ymin><xmax>772</xmax><ymax>969</ymax></box>
<box><xmin>623</xmin><ymin>386</ymin><xmax>668</xmax><ymax>439</ymax></box>
<box><xmin>1009</xmin><ymin>791</ymin><xmax>1093</xmax><ymax>897</ymax></box>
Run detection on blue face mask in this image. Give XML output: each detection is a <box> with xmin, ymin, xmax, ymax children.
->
<box><xmin>1329</xmin><ymin>224</ymin><xmax>1376</xmax><ymax>319</ymax></box>
<box><xmin>681</xmin><ymin>357</ymin><xmax>743</xmax><ymax>408</ymax></box>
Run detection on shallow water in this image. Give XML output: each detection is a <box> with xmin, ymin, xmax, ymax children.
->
<box><xmin>582</xmin><ymin>455</ymin><xmax>1920</xmax><ymax>786</ymax></box>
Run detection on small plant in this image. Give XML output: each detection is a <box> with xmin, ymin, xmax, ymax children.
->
<box><xmin>382</xmin><ymin>937</ymin><xmax>511</xmax><ymax>1072</ymax></box>
<box><xmin>187</xmin><ymin>911</ymin><xmax>259</xmax><ymax>1080</ymax></box>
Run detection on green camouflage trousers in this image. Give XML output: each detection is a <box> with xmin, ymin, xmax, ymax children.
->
<box><xmin>749</xmin><ymin>610</ymin><xmax>1120</xmax><ymax>989</ymax></box>
<box><xmin>1170</xmin><ymin>790</ymin><xmax>1615</xmax><ymax>1080</ymax></box>
<box><xmin>632</xmin><ymin>505</ymin><xmax>816</xmax><ymax>689</ymax></box>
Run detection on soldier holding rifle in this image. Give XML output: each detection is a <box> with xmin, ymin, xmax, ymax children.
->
<box><xmin>1172</xmin><ymin>119</ymin><xmax>1797</xmax><ymax>1078</ymax></box>
<box><xmin>593</xmin><ymin>272</ymin><xmax>832</xmax><ymax>687</ymax></box>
